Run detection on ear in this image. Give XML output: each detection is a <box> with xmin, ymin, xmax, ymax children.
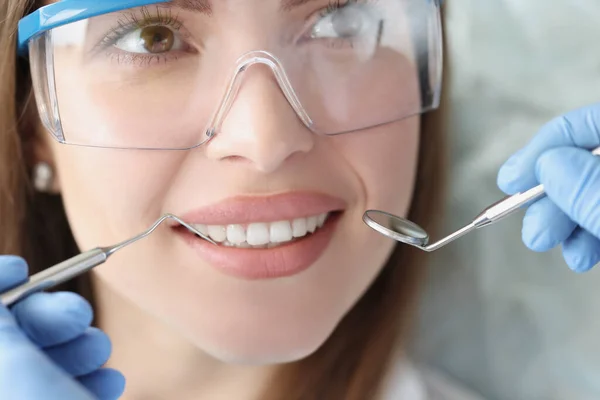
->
<box><xmin>31</xmin><ymin>123</ymin><xmax>61</xmax><ymax>194</ymax></box>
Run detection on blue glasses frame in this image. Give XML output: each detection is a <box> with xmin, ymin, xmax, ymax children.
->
<box><xmin>18</xmin><ymin>0</ymin><xmax>443</xmax><ymax>56</ymax></box>
<box><xmin>17</xmin><ymin>0</ymin><xmax>167</xmax><ymax>56</ymax></box>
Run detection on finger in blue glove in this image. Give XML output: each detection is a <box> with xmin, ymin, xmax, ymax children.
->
<box><xmin>0</xmin><ymin>256</ymin><xmax>125</xmax><ymax>400</ymax></box>
<box><xmin>78</xmin><ymin>368</ymin><xmax>126</xmax><ymax>400</ymax></box>
<box><xmin>11</xmin><ymin>291</ymin><xmax>93</xmax><ymax>348</ymax></box>
<box><xmin>0</xmin><ymin>256</ymin><xmax>28</xmax><ymax>292</ymax></box>
<box><xmin>521</xmin><ymin>197</ymin><xmax>577</xmax><ymax>252</ymax></box>
<box><xmin>562</xmin><ymin>228</ymin><xmax>600</xmax><ymax>273</ymax></box>
<box><xmin>497</xmin><ymin>103</ymin><xmax>600</xmax><ymax>194</ymax></box>
<box><xmin>536</xmin><ymin>147</ymin><xmax>600</xmax><ymax>237</ymax></box>
<box><xmin>0</xmin><ymin>304</ymin><xmax>97</xmax><ymax>400</ymax></box>
<box><xmin>45</xmin><ymin>327</ymin><xmax>113</xmax><ymax>377</ymax></box>
<box><xmin>497</xmin><ymin>103</ymin><xmax>600</xmax><ymax>272</ymax></box>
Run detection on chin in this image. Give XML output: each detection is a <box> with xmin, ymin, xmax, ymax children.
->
<box><xmin>183</xmin><ymin>317</ymin><xmax>338</xmax><ymax>366</ymax></box>
<box><xmin>203</xmin><ymin>344</ymin><xmax>320</xmax><ymax>366</ymax></box>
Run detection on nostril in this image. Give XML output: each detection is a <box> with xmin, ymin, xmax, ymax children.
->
<box><xmin>220</xmin><ymin>155</ymin><xmax>252</xmax><ymax>164</ymax></box>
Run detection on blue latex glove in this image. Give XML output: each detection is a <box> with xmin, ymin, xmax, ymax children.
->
<box><xmin>497</xmin><ymin>103</ymin><xmax>600</xmax><ymax>273</ymax></box>
<box><xmin>0</xmin><ymin>255</ymin><xmax>125</xmax><ymax>399</ymax></box>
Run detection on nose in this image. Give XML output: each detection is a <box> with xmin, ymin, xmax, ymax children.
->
<box><xmin>204</xmin><ymin>64</ymin><xmax>315</xmax><ymax>174</ymax></box>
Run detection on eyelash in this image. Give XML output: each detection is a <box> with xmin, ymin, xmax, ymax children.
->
<box><xmin>321</xmin><ymin>0</ymin><xmax>360</xmax><ymax>16</ymax></box>
<box><xmin>97</xmin><ymin>7</ymin><xmax>185</xmax><ymax>52</ymax></box>
<box><xmin>95</xmin><ymin>7</ymin><xmax>183</xmax><ymax>64</ymax></box>
<box><xmin>313</xmin><ymin>0</ymin><xmax>371</xmax><ymax>49</ymax></box>
<box><xmin>96</xmin><ymin>2</ymin><xmax>368</xmax><ymax>66</ymax></box>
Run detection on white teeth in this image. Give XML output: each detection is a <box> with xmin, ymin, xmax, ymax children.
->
<box><xmin>192</xmin><ymin>224</ymin><xmax>208</xmax><ymax>236</ymax></box>
<box><xmin>292</xmin><ymin>218</ymin><xmax>307</xmax><ymax>238</ymax></box>
<box><xmin>193</xmin><ymin>213</ymin><xmax>331</xmax><ymax>248</ymax></box>
<box><xmin>226</xmin><ymin>224</ymin><xmax>246</xmax><ymax>245</ymax></box>
<box><xmin>306</xmin><ymin>216</ymin><xmax>318</xmax><ymax>233</ymax></box>
<box><xmin>270</xmin><ymin>221</ymin><xmax>293</xmax><ymax>243</ymax></box>
<box><xmin>247</xmin><ymin>223</ymin><xmax>270</xmax><ymax>246</ymax></box>
<box><xmin>317</xmin><ymin>213</ymin><xmax>327</xmax><ymax>228</ymax></box>
<box><xmin>207</xmin><ymin>225</ymin><xmax>227</xmax><ymax>242</ymax></box>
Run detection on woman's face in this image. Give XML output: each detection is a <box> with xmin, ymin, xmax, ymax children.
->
<box><xmin>41</xmin><ymin>0</ymin><xmax>421</xmax><ymax>363</ymax></box>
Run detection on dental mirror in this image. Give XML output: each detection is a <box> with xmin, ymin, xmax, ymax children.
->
<box><xmin>364</xmin><ymin>146</ymin><xmax>600</xmax><ymax>252</ymax></box>
<box><xmin>363</xmin><ymin>210</ymin><xmax>429</xmax><ymax>247</ymax></box>
<box><xmin>363</xmin><ymin>209</ymin><xmax>475</xmax><ymax>252</ymax></box>
<box><xmin>364</xmin><ymin>177</ymin><xmax>546</xmax><ymax>252</ymax></box>
<box><xmin>363</xmin><ymin>181</ymin><xmax>554</xmax><ymax>252</ymax></box>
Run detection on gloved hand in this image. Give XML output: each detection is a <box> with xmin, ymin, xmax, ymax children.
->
<box><xmin>497</xmin><ymin>103</ymin><xmax>600</xmax><ymax>273</ymax></box>
<box><xmin>0</xmin><ymin>255</ymin><xmax>125</xmax><ymax>399</ymax></box>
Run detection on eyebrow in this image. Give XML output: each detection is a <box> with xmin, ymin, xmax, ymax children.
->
<box><xmin>280</xmin><ymin>0</ymin><xmax>320</xmax><ymax>12</ymax></box>
<box><xmin>169</xmin><ymin>0</ymin><xmax>320</xmax><ymax>14</ymax></box>
<box><xmin>171</xmin><ymin>0</ymin><xmax>213</xmax><ymax>13</ymax></box>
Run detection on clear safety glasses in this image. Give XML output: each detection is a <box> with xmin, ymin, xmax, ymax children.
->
<box><xmin>18</xmin><ymin>0</ymin><xmax>443</xmax><ymax>150</ymax></box>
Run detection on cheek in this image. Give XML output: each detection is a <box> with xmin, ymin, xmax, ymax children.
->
<box><xmin>332</xmin><ymin>117</ymin><xmax>420</xmax><ymax>217</ymax></box>
<box><xmin>304</xmin><ymin>117</ymin><xmax>420</xmax><ymax>342</ymax></box>
<box><xmin>50</xmin><ymin>143</ymin><xmax>184</xmax><ymax>247</ymax></box>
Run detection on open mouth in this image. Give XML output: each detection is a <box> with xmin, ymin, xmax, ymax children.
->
<box><xmin>174</xmin><ymin>211</ymin><xmax>343</xmax><ymax>279</ymax></box>
<box><xmin>178</xmin><ymin>211</ymin><xmax>342</xmax><ymax>249</ymax></box>
<box><xmin>170</xmin><ymin>192</ymin><xmax>346</xmax><ymax>279</ymax></box>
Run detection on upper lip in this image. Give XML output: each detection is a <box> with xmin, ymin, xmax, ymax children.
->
<box><xmin>173</xmin><ymin>192</ymin><xmax>347</xmax><ymax>226</ymax></box>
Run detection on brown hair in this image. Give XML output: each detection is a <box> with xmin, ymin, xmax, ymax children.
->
<box><xmin>1</xmin><ymin>1</ymin><xmax>448</xmax><ymax>398</ymax></box>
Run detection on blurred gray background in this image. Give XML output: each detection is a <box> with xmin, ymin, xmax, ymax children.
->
<box><xmin>411</xmin><ymin>1</ymin><xmax>600</xmax><ymax>399</ymax></box>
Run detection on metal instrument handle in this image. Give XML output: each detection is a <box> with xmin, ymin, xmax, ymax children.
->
<box><xmin>0</xmin><ymin>248</ymin><xmax>107</xmax><ymax>307</ymax></box>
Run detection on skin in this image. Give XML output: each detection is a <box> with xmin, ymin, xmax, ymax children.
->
<box><xmin>37</xmin><ymin>1</ymin><xmax>421</xmax><ymax>398</ymax></box>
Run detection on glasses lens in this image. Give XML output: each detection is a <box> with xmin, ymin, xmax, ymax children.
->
<box><xmin>287</xmin><ymin>0</ymin><xmax>441</xmax><ymax>134</ymax></box>
<box><xmin>30</xmin><ymin>0</ymin><xmax>441</xmax><ymax>149</ymax></box>
<box><xmin>48</xmin><ymin>4</ymin><xmax>212</xmax><ymax>149</ymax></box>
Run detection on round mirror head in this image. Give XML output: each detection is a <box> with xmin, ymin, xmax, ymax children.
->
<box><xmin>362</xmin><ymin>209</ymin><xmax>429</xmax><ymax>247</ymax></box>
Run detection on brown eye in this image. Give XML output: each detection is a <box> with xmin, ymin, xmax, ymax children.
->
<box><xmin>139</xmin><ymin>26</ymin><xmax>174</xmax><ymax>53</ymax></box>
<box><xmin>114</xmin><ymin>25</ymin><xmax>185</xmax><ymax>55</ymax></box>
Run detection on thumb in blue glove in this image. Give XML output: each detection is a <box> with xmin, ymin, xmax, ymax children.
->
<box><xmin>0</xmin><ymin>255</ymin><xmax>125</xmax><ymax>400</ymax></box>
<box><xmin>497</xmin><ymin>103</ymin><xmax>600</xmax><ymax>273</ymax></box>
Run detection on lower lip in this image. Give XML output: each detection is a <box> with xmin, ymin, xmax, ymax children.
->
<box><xmin>175</xmin><ymin>213</ymin><xmax>341</xmax><ymax>280</ymax></box>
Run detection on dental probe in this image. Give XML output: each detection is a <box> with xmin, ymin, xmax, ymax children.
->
<box><xmin>0</xmin><ymin>214</ymin><xmax>215</xmax><ymax>307</ymax></box>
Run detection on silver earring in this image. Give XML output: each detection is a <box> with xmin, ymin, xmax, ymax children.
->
<box><xmin>33</xmin><ymin>162</ymin><xmax>54</xmax><ymax>192</ymax></box>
